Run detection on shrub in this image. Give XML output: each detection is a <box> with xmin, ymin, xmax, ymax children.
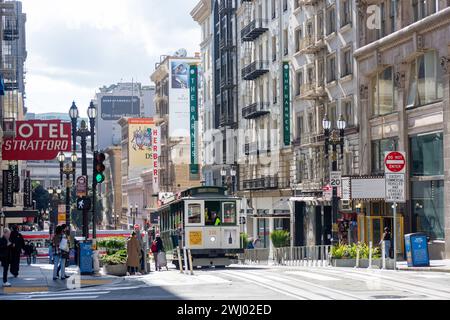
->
<box><xmin>97</xmin><ymin>237</ymin><xmax>126</xmax><ymax>255</ymax></box>
<box><xmin>240</xmin><ymin>233</ymin><xmax>250</xmax><ymax>248</ymax></box>
<box><xmin>331</xmin><ymin>242</ymin><xmax>381</xmax><ymax>259</ymax></box>
<box><xmin>270</xmin><ymin>230</ymin><xmax>290</xmax><ymax>248</ymax></box>
<box><xmin>100</xmin><ymin>249</ymin><xmax>127</xmax><ymax>265</ymax></box>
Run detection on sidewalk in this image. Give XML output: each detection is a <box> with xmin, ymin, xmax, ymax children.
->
<box><xmin>396</xmin><ymin>259</ymin><xmax>450</xmax><ymax>273</ymax></box>
<box><xmin>0</xmin><ymin>261</ymin><xmax>123</xmax><ymax>295</ymax></box>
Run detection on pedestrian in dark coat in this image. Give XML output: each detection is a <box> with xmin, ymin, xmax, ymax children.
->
<box><xmin>126</xmin><ymin>232</ymin><xmax>141</xmax><ymax>275</ymax></box>
<box><xmin>9</xmin><ymin>225</ymin><xmax>25</xmax><ymax>277</ymax></box>
<box><xmin>0</xmin><ymin>228</ymin><xmax>14</xmax><ymax>287</ymax></box>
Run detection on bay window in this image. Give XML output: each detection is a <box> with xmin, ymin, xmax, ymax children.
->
<box><xmin>371</xmin><ymin>66</ymin><xmax>395</xmax><ymax>116</ymax></box>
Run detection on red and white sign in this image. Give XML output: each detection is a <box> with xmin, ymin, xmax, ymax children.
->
<box><xmin>2</xmin><ymin>120</ymin><xmax>72</xmax><ymax>160</ymax></box>
<box><xmin>323</xmin><ymin>184</ymin><xmax>332</xmax><ymax>201</ymax></box>
<box><xmin>152</xmin><ymin>127</ymin><xmax>161</xmax><ymax>193</ymax></box>
<box><xmin>384</xmin><ymin>151</ymin><xmax>406</xmax><ymax>173</ymax></box>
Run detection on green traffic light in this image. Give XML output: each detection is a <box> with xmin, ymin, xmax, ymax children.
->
<box><xmin>95</xmin><ymin>173</ymin><xmax>105</xmax><ymax>184</ymax></box>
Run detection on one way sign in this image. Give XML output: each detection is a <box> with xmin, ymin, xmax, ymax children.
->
<box><xmin>77</xmin><ymin>197</ymin><xmax>91</xmax><ymax>211</ymax></box>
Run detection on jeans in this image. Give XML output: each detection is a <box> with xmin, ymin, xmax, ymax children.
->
<box><xmin>127</xmin><ymin>266</ymin><xmax>137</xmax><ymax>274</ymax></box>
<box><xmin>3</xmin><ymin>262</ymin><xmax>9</xmax><ymax>283</ymax></box>
<box><xmin>26</xmin><ymin>256</ymin><xmax>32</xmax><ymax>265</ymax></box>
<box><xmin>32</xmin><ymin>255</ymin><xmax>37</xmax><ymax>264</ymax></box>
<box><xmin>384</xmin><ymin>240</ymin><xmax>391</xmax><ymax>258</ymax></box>
<box><xmin>53</xmin><ymin>255</ymin><xmax>66</xmax><ymax>278</ymax></box>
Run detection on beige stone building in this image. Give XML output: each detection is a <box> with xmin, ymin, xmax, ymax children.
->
<box><xmin>355</xmin><ymin>1</ymin><xmax>450</xmax><ymax>258</ymax></box>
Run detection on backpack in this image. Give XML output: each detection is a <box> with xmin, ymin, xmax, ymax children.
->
<box><xmin>151</xmin><ymin>241</ymin><xmax>158</xmax><ymax>253</ymax></box>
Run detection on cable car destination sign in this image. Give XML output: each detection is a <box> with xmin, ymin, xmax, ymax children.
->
<box><xmin>2</xmin><ymin>120</ymin><xmax>72</xmax><ymax>160</ymax></box>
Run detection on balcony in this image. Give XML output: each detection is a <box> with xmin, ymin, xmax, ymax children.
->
<box><xmin>297</xmin><ymin>0</ymin><xmax>320</xmax><ymax>6</ymax></box>
<box><xmin>243</xmin><ymin>176</ymin><xmax>278</xmax><ymax>190</ymax></box>
<box><xmin>299</xmin><ymin>81</ymin><xmax>326</xmax><ymax>100</ymax></box>
<box><xmin>244</xmin><ymin>140</ymin><xmax>270</xmax><ymax>156</ymax></box>
<box><xmin>242</xmin><ymin>102</ymin><xmax>270</xmax><ymax>119</ymax></box>
<box><xmin>220</xmin><ymin>77</ymin><xmax>235</xmax><ymax>89</ymax></box>
<box><xmin>219</xmin><ymin>38</ymin><xmax>235</xmax><ymax>50</ymax></box>
<box><xmin>219</xmin><ymin>0</ymin><xmax>235</xmax><ymax>14</ymax></box>
<box><xmin>298</xmin><ymin>36</ymin><xmax>326</xmax><ymax>54</ymax></box>
<box><xmin>3</xmin><ymin>26</ymin><xmax>19</xmax><ymax>41</ymax></box>
<box><xmin>219</xmin><ymin>113</ymin><xmax>235</xmax><ymax>127</ymax></box>
<box><xmin>241</xmin><ymin>60</ymin><xmax>269</xmax><ymax>80</ymax></box>
<box><xmin>241</xmin><ymin>19</ymin><xmax>268</xmax><ymax>42</ymax></box>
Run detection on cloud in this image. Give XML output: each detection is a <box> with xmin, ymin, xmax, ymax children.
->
<box><xmin>21</xmin><ymin>0</ymin><xmax>201</xmax><ymax>116</ymax></box>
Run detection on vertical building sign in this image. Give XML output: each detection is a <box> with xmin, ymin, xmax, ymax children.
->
<box><xmin>152</xmin><ymin>127</ymin><xmax>160</xmax><ymax>193</ymax></box>
<box><xmin>23</xmin><ymin>177</ymin><xmax>32</xmax><ymax>208</ymax></box>
<box><xmin>189</xmin><ymin>64</ymin><xmax>199</xmax><ymax>174</ymax></box>
<box><xmin>283</xmin><ymin>62</ymin><xmax>291</xmax><ymax>146</ymax></box>
<box><xmin>2</xmin><ymin>170</ymin><xmax>14</xmax><ymax>207</ymax></box>
<box><xmin>169</xmin><ymin>59</ymin><xmax>191</xmax><ymax>137</ymax></box>
<box><xmin>128</xmin><ymin>118</ymin><xmax>156</xmax><ymax>179</ymax></box>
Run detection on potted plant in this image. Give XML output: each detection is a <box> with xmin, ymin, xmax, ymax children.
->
<box><xmin>330</xmin><ymin>242</ymin><xmax>391</xmax><ymax>268</ymax></box>
<box><xmin>270</xmin><ymin>230</ymin><xmax>290</xmax><ymax>248</ymax></box>
<box><xmin>98</xmin><ymin>237</ymin><xmax>128</xmax><ymax>276</ymax></box>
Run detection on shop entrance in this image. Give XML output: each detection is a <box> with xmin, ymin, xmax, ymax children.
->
<box><xmin>357</xmin><ymin>215</ymin><xmax>404</xmax><ymax>255</ymax></box>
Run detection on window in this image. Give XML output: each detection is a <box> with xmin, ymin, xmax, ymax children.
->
<box><xmin>410</xmin><ymin>132</ymin><xmax>443</xmax><ymax>176</ymax></box>
<box><xmin>273</xmin><ymin>78</ymin><xmax>277</xmax><ymax>104</ymax></box>
<box><xmin>274</xmin><ymin>218</ymin><xmax>290</xmax><ymax>231</ymax></box>
<box><xmin>296</xmin><ymin>156</ymin><xmax>303</xmax><ymax>183</ymax></box>
<box><xmin>272</xmin><ymin>36</ymin><xmax>277</xmax><ymax>61</ymax></box>
<box><xmin>371</xmin><ymin>138</ymin><xmax>398</xmax><ymax>173</ymax></box>
<box><xmin>412</xmin><ymin>0</ymin><xmax>437</xmax><ymax>22</ymax></box>
<box><xmin>379</xmin><ymin>2</ymin><xmax>386</xmax><ymax>38</ymax></box>
<box><xmin>283</xmin><ymin>0</ymin><xmax>288</xmax><ymax>12</ymax></box>
<box><xmin>295</xmin><ymin>28</ymin><xmax>302</xmax><ymax>52</ymax></box>
<box><xmin>283</xmin><ymin>29</ymin><xmax>288</xmax><ymax>56</ymax></box>
<box><xmin>271</xmin><ymin>0</ymin><xmax>276</xmax><ymax>19</ymax></box>
<box><xmin>327</xmin><ymin>102</ymin><xmax>337</xmax><ymax>128</ymax></box>
<box><xmin>407</xmin><ymin>50</ymin><xmax>443</xmax><ymax>108</ymax></box>
<box><xmin>308</xmin><ymin>112</ymin><xmax>315</xmax><ymax>133</ymax></box>
<box><xmin>326</xmin><ymin>54</ymin><xmax>336</xmax><ymax>83</ymax></box>
<box><xmin>222</xmin><ymin>202</ymin><xmax>237</xmax><ymax>224</ymax></box>
<box><xmin>317</xmin><ymin>11</ymin><xmax>324</xmax><ymax>37</ymax></box>
<box><xmin>341</xmin><ymin>48</ymin><xmax>352</xmax><ymax>77</ymax></box>
<box><xmin>296</xmin><ymin>115</ymin><xmax>304</xmax><ymax>139</ymax></box>
<box><xmin>371</xmin><ymin>66</ymin><xmax>395</xmax><ymax>116</ymax></box>
<box><xmin>390</xmin><ymin>0</ymin><xmax>397</xmax><ymax>33</ymax></box>
<box><xmin>412</xmin><ymin>180</ymin><xmax>444</xmax><ymax>240</ymax></box>
<box><xmin>326</xmin><ymin>6</ymin><xmax>336</xmax><ymax>35</ymax></box>
<box><xmin>187</xmin><ymin>203</ymin><xmax>202</xmax><ymax>224</ymax></box>
<box><xmin>296</xmin><ymin>71</ymin><xmax>303</xmax><ymax>96</ymax></box>
<box><xmin>340</xmin><ymin>0</ymin><xmax>352</xmax><ymax>27</ymax></box>
<box><xmin>342</xmin><ymin>98</ymin><xmax>354</xmax><ymax>127</ymax></box>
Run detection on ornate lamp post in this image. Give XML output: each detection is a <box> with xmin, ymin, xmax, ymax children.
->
<box><xmin>130</xmin><ymin>204</ymin><xmax>138</xmax><ymax>227</ymax></box>
<box><xmin>58</xmin><ymin>152</ymin><xmax>77</xmax><ymax>229</ymax></box>
<box><xmin>323</xmin><ymin>113</ymin><xmax>346</xmax><ymax>245</ymax></box>
<box><xmin>220</xmin><ymin>167</ymin><xmax>227</xmax><ymax>188</ymax></box>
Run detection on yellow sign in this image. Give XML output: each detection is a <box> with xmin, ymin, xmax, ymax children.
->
<box><xmin>58</xmin><ymin>213</ymin><xmax>66</xmax><ymax>225</ymax></box>
<box><xmin>189</xmin><ymin>231</ymin><xmax>202</xmax><ymax>246</ymax></box>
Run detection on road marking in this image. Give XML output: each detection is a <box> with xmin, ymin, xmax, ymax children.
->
<box><xmin>285</xmin><ymin>271</ymin><xmax>340</xmax><ymax>281</ymax></box>
<box><xmin>28</xmin><ymin>295</ymin><xmax>101</xmax><ymax>300</ymax></box>
<box><xmin>2</xmin><ymin>287</ymin><xmax>49</xmax><ymax>294</ymax></box>
<box><xmin>80</xmin><ymin>279</ymin><xmax>112</xmax><ymax>285</ymax></box>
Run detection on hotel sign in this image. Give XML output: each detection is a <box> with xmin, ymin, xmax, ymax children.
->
<box><xmin>282</xmin><ymin>62</ymin><xmax>290</xmax><ymax>146</ymax></box>
<box><xmin>189</xmin><ymin>64</ymin><xmax>199</xmax><ymax>174</ymax></box>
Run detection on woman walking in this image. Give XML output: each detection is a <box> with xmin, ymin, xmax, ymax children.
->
<box><xmin>0</xmin><ymin>228</ymin><xmax>13</xmax><ymax>287</ymax></box>
<box><xmin>380</xmin><ymin>227</ymin><xmax>392</xmax><ymax>259</ymax></box>
<box><xmin>52</xmin><ymin>226</ymin><xmax>68</xmax><ymax>280</ymax></box>
<box><xmin>126</xmin><ymin>231</ymin><xmax>141</xmax><ymax>276</ymax></box>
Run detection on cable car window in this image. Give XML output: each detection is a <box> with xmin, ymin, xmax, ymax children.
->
<box><xmin>205</xmin><ymin>201</ymin><xmax>221</xmax><ymax>226</ymax></box>
<box><xmin>187</xmin><ymin>203</ymin><xmax>202</xmax><ymax>224</ymax></box>
<box><xmin>223</xmin><ymin>202</ymin><xmax>237</xmax><ymax>225</ymax></box>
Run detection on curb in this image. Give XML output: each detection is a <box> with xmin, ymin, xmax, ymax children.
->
<box><xmin>397</xmin><ymin>267</ymin><xmax>450</xmax><ymax>273</ymax></box>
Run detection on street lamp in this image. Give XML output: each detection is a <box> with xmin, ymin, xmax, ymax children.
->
<box><xmin>58</xmin><ymin>153</ymin><xmax>77</xmax><ymax>229</ymax></box>
<box><xmin>130</xmin><ymin>204</ymin><xmax>138</xmax><ymax>227</ymax></box>
<box><xmin>69</xmin><ymin>101</ymin><xmax>97</xmax><ymax>239</ymax></box>
<box><xmin>220</xmin><ymin>167</ymin><xmax>227</xmax><ymax>187</ymax></box>
<box><xmin>323</xmin><ymin>113</ymin><xmax>346</xmax><ymax>246</ymax></box>
<box><xmin>230</xmin><ymin>166</ymin><xmax>237</xmax><ymax>195</ymax></box>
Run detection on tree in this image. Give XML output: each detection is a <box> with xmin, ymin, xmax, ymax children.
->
<box><xmin>32</xmin><ymin>183</ymin><xmax>50</xmax><ymax>212</ymax></box>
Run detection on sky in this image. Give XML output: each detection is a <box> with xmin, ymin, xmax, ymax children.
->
<box><xmin>21</xmin><ymin>0</ymin><xmax>200</xmax><ymax>117</ymax></box>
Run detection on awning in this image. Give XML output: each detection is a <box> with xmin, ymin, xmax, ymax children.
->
<box><xmin>1</xmin><ymin>210</ymin><xmax>39</xmax><ymax>218</ymax></box>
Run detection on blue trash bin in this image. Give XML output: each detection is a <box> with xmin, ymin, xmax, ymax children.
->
<box><xmin>404</xmin><ymin>233</ymin><xmax>430</xmax><ymax>267</ymax></box>
<box><xmin>79</xmin><ymin>241</ymin><xmax>93</xmax><ymax>274</ymax></box>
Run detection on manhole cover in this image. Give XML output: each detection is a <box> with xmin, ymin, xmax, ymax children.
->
<box><xmin>372</xmin><ymin>295</ymin><xmax>406</xmax><ymax>300</ymax></box>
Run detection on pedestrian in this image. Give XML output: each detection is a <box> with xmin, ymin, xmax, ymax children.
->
<box><xmin>56</xmin><ymin>225</ymin><xmax>70</xmax><ymax>277</ymax></box>
<box><xmin>31</xmin><ymin>242</ymin><xmax>37</xmax><ymax>265</ymax></box>
<box><xmin>134</xmin><ymin>225</ymin><xmax>145</xmax><ymax>273</ymax></box>
<box><xmin>24</xmin><ymin>241</ymin><xmax>32</xmax><ymax>265</ymax></box>
<box><xmin>155</xmin><ymin>234</ymin><xmax>166</xmax><ymax>271</ymax></box>
<box><xmin>52</xmin><ymin>226</ymin><xmax>68</xmax><ymax>280</ymax></box>
<box><xmin>126</xmin><ymin>231</ymin><xmax>141</xmax><ymax>276</ymax></box>
<box><xmin>0</xmin><ymin>228</ymin><xmax>14</xmax><ymax>287</ymax></box>
<box><xmin>247</xmin><ymin>238</ymin><xmax>254</xmax><ymax>249</ymax></box>
<box><xmin>150</xmin><ymin>237</ymin><xmax>158</xmax><ymax>271</ymax></box>
<box><xmin>379</xmin><ymin>227</ymin><xmax>392</xmax><ymax>259</ymax></box>
<box><xmin>9</xmin><ymin>225</ymin><xmax>25</xmax><ymax>277</ymax></box>
<box><xmin>253</xmin><ymin>237</ymin><xmax>261</xmax><ymax>249</ymax></box>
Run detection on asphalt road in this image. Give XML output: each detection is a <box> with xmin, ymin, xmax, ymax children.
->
<box><xmin>3</xmin><ymin>264</ymin><xmax>450</xmax><ymax>300</ymax></box>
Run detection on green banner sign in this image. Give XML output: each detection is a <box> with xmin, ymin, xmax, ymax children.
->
<box><xmin>189</xmin><ymin>64</ymin><xmax>199</xmax><ymax>174</ymax></box>
<box><xmin>283</xmin><ymin>62</ymin><xmax>291</xmax><ymax>146</ymax></box>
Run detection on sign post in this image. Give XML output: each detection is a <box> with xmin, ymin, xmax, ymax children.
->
<box><xmin>384</xmin><ymin>151</ymin><xmax>406</xmax><ymax>271</ymax></box>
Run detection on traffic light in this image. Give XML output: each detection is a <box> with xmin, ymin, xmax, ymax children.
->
<box><xmin>93</xmin><ymin>151</ymin><xmax>106</xmax><ymax>185</ymax></box>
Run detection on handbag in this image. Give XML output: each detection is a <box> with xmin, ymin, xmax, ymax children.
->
<box><xmin>59</xmin><ymin>237</ymin><xmax>69</xmax><ymax>253</ymax></box>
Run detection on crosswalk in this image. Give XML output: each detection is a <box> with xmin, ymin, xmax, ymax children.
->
<box><xmin>2</xmin><ymin>266</ymin><xmax>450</xmax><ymax>300</ymax></box>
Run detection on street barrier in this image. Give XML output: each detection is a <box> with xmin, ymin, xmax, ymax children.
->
<box><xmin>273</xmin><ymin>245</ymin><xmax>331</xmax><ymax>267</ymax></box>
<box><xmin>239</xmin><ymin>249</ymin><xmax>270</xmax><ymax>265</ymax></box>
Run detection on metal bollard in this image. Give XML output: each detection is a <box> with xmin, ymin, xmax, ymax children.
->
<box><xmin>354</xmin><ymin>246</ymin><xmax>360</xmax><ymax>268</ymax></box>
<box><xmin>177</xmin><ymin>247</ymin><xmax>183</xmax><ymax>273</ymax></box>
<box><xmin>183</xmin><ymin>246</ymin><xmax>189</xmax><ymax>274</ymax></box>
<box><xmin>188</xmin><ymin>249</ymin><xmax>194</xmax><ymax>275</ymax></box>
<box><xmin>368</xmin><ymin>241</ymin><xmax>373</xmax><ymax>269</ymax></box>
<box><xmin>381</xmin><ymin>241</ymin><xmax>386</xmax><ymax>269</ymax></box>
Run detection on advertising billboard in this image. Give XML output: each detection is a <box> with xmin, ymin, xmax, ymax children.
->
<box><xmin>101</xmin><ymin>96</ymin><xmax>140</xmax><ymax>121</ymax></box>
<box><xmin>169</xmin><ymin>59</ymin><xmax>190</xmax><ymax>137</ymax></box>
<box><xmin>2</xmin><ymin>120</ymin><xmax>71</xmax><ymax>160</ymax></box>
<box><xmin>128</xmin><ymin>118</ymin><xmax>157</xmax><ymax>179</ymax></box>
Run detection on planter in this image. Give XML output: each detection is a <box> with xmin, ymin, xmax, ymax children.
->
<box><xmin>103</xmin><ymin>263</ymin><xmax>127</xmax><ymax>276</ymax></box>
<box><xmin>331</xmin><ymin>258</ymin><xmax>395</xmax><ymax>269</ymax></box>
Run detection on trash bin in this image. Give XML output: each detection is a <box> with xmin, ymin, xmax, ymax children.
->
<box><xmin>75</xmin><ymin>237</ymin><xmax>93</xmax><ymax>274</ymax></box>
<box><xmin>404</xmin><ymin>233</ymin><xmax>430</xmax><ymax>267</ymax></box>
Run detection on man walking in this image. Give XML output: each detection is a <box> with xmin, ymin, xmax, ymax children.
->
<box><xmin>9</xmin><ymin>226</ymin><xmax>25</xmax><ymax>277</ymax></box>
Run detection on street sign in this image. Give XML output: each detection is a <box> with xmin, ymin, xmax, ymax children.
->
<box><xmin>341</xmin><ymin>177</ymin><xmax>351</xmax><ymax>200</ymax></box>
<box><xmin>323</xmin><ymin>184</ymin><xmax>332</xmax><ymax>201</ymax></box>
<box><xmin>384</xmin><ymin>151</ymin><xmax>406</xmax><ymax>173</ymax></box>
<box><xmin>385</xmin><ymin>173</ymin><xmax>406</xmax><ymax>203</ymax></box>
<box><xmin>76</xmin><ymin>176</ymin><xmax>88</xmax><ymax>197</ymax></box>
<box><xmin>77</xmin><ymin>197</ymin><xmax>91</xmax><ymax>211</ymax></box>
<box><xmin>23</xmin><ymin>178</ymin><xmax>32</xmax><ymax>208</ymax></box>
<box><xmin>330</xmin><ymin>171</ymin><xmax>342</xmax><ymax>187</ymax></box>
<box><xmin>2</xmin><ymin>170</ymin><xmax>14</xmax><ymax>207</ymax></box>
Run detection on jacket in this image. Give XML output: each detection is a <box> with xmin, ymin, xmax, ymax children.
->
<box><xmin>156</xmin><ymin>237</ymin><xmax>164</xmax><ymax>252</ymax></box>
<box><xmin>52</xmin><ymin>234</ymin><xmax>62</xmax><ymax>255</ymax></box>
<box><xmin>0</xmin><ymin>237</ymin><xmax>13</xmax><ymax>265</ymax></box>
<box><xmin>10</xmin><ymin>231</ymin><xmax>25</xmax><ymax>253</ymax></box>
<box><xmin>126</xmin><ymin>236</ymin><xmax>141</xmax><ymax>268</ymax></box>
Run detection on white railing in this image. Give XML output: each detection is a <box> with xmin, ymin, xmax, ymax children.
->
<box><xmin>273</xmin><ymin>245</ymin><xmax>332</xmax><ymax>267</ymax></box>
